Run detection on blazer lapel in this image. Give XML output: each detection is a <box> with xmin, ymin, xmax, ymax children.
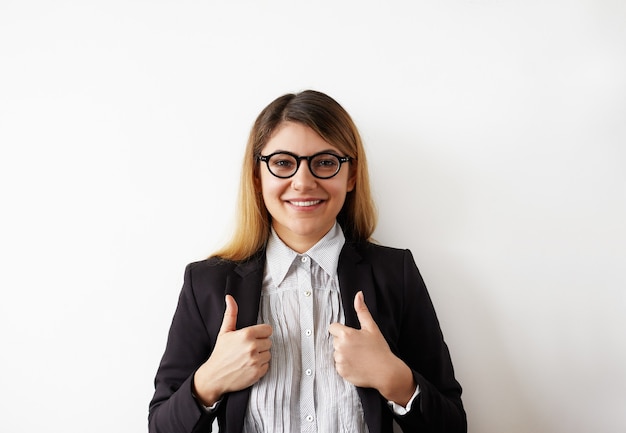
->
<box><xmin>338</xmin><ymin>243</ymin><xmax>384</xmax><ymax>433</ymax></box>
<box><xmin>223</xmin><ymin>253</ymin><xmax>265</xmax><ymax>433</ymax></box>
<box><xmin>337</xmin><ymin>243</ymin><xmax>379</xmax><ymax>328</ymax></box>
<box><xmin>226</xmin><ymin>254</ymin><xmax>265</xmax><ymax>327</ymax></box>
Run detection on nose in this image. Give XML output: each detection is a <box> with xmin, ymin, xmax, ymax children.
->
<box><xmin>291</xmin><ymin>160</ymin><xmax>317</xmax><ymax>190</ymax></box>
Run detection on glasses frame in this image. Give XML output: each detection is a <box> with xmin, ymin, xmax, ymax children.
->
<box><xmin>257</xmin><ymin>151</ymin><xmax>353</xmax><ymax>179</ymax></box>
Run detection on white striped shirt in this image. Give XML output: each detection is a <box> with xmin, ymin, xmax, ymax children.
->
<box><xmin>243</xmin><ymin>222</ymin><xmax>369</xmax><ymax>433</ymax></box>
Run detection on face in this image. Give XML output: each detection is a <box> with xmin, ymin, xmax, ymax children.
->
<box><xmin>257</xmin><ymin>122</ymin><xmax>355</xmax><ymax>253</ymax></box>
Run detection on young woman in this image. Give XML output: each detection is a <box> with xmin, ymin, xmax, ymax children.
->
<box><xmin>149</xmin><ymin>90</ymin><xmax>466</xmax><ymax>433</ymax></box>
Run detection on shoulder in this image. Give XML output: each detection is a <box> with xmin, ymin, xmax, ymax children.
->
<box><xmin>186</xmin><ymin>256</ymin><xmax>238</xmax><ymax>274</ymax></box>
<box><xmin>184</xmin><ymin>252</ymin><xmax>265</xmax><ymax>281</ymax></box>
<box><xmin>346</xmin><ymin>240</ymin><xmax>411</xmax><ymax>261</ymax></box>
<box><xmin>344</xmin><ymin>241</ymin><xmax>421</xmax><ymax>280</ymax></box>
<box><xmin>178</xmin><ymin>255</ymin><xmax>264</xmax><ymax>311</ymax></box>
<box><xmin>179</xmin><ymin>258</ymin><xmax>232</xmax><ymax>295</ymax></box>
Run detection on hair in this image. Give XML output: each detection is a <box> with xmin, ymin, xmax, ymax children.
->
<box><xmin>212</xmin><ymin>90</ymin><xmax>377</xmax><ymax>261</ymax></box>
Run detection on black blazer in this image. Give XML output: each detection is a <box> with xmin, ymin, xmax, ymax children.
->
<box><xmin>149</xmin><ymin>241</ymin><xmax>466</xmax><ymax>433</ymax></box>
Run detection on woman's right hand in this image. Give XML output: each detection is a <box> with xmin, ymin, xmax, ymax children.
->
<box><xmin>192</xmin><ymin>295</ymin><xmax>272</xmax><ymax>407</ymax></box>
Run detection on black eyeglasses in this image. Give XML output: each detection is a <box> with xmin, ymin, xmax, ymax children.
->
<box><xmin>257</xmin><ymin>151</ymin><xmax>353</xmax><ymax>179</ymax></box>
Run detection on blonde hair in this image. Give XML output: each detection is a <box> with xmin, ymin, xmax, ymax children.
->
<box><xmin>212</xmin><ymin>90</ymin><xmax>377</xmax><ymax>261</ymax></box>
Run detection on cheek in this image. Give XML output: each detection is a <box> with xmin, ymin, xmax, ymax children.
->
<box><xmin>326</xmin><ymin>184</ymin><xmax>350</xmax><ymax>206</ymax></box>
<box><xmin>259</xmin><ymin>173</ymin><xmax>284</xmax><ymax>199</ymax></box>
<box><xmin>334</xmin><ymin>174</ymin><xmax>354</xmax><ymax>196</ymax></box>
<box><xmin>257</xmin><ymin>170</ymin><xmax>271</xmax><ymax>193</ymax></box>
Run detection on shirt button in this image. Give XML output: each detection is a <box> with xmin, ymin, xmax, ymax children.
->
<box><xmin>301</xmin><ymin>256</ymin><xmax>308</xmax><ymax>262</ymax></box>
<box><xmin>305</xmin><ymin>368</ymin><xmax>312</xmax><ymax>376</ymax></box>
<box><xmin>306</xmin><ymin>415</ymin><xmax>314</xmax><ymax>422</ymax></box>
<box><xmin>304</xmin><ymin>290</ymin><xmax>311</xmax><ymax>297</ymax></box>
<box><xmin>305</xmin><ymin>329</ymin><xmax>312</xmax><ymax>336</ymax></box>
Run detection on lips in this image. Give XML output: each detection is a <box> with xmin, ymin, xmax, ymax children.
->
<box><xmin>288</xmin><ymin>200</ymin><xmax>322</xmax><ymax>207</ymax></box>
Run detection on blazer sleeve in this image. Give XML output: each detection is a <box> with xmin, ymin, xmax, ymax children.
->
<box><xmin>392</xmin><ymin>249</ymin><xmax>467</xmax><ymax>433</ymax></box>
<box><xmin>148</xmin><ymin>262</ymin><xmax>222</xmax><ymax>433</ymax></box>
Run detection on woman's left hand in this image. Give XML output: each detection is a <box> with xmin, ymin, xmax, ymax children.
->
<box><xmin>328</xmin><ymin>291</ymin><xmax>416</xmax><ymax>406</ymax></box>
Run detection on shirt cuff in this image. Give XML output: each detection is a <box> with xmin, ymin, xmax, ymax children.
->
<box><xmin>193</xmin><ymin>392</ymin><xmax>222</xmax><ymax>413</ymax></box>
<box><xmin>387</xmin><ymin>384</ymin><xmax>420</xmax><ymax>416</ymax></box>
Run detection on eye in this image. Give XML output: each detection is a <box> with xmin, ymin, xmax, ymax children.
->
<box><xmin>312</xmin><ymin>154</ymin><xmax>339</xmax><ymax>169</ymax></box>
<box><xmin>318</xmin><ymin>159</ymin><xmax>338</xmax><ymax>167</ymax></box>
<box><xmin>272</xmin><ymin>159</ymin><xmax>295</xmax><ymax>168</ymax></box>
<box><xmin>268</xmin><ymin>153</ymin><xmax>298</xmax><ymax>173</ymax></box>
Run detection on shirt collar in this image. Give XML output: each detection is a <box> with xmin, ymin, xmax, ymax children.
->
<box><xmin>266</xmin><ymin>221</ymin><xmax>346</xmax><ymax>286</ymax></box>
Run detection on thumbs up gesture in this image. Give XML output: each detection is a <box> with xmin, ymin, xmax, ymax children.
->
<box><xmin>328</xmin><ymin>292</ymin><xmax>416</xmax><ymax>406</ymax></box>
<box><xmin>193</xmin><ymin>295</ymin><xmax>272</xmax><ymax>407</ymax></box>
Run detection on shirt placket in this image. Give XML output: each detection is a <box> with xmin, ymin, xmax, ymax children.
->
<box><xmin>296</xmin><ymin>254</ymin><xmax>317</xmax><ymax>433</ymax></box>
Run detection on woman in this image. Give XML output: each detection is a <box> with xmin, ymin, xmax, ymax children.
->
<box><xmin>149</xmin><ymin>90</ymin><xmax>466</xmax><ymax>433</ymax></box>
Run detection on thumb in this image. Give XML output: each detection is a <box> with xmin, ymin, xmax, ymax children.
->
<box><xmin>219</xmin><ymin>294</ymin><xmax>238</xmax><ymax>334</ymax></box>
<box><xmin>354</xmin><ymin>291</ymin><xmax>376</xmax><ymax>331</ymax></box>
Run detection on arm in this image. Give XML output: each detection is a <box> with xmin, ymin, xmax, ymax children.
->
<box><xmin>393</xmin><ymin>249</ymin><xmax>466</xmax><ymax>433</ymax></box>
<box><xmin>148</xmin><ymin>263</ymin><xmax>218</xmax><ymax>433</ymax></box>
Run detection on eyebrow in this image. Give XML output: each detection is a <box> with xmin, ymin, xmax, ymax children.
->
<box><xmin>270</xmin><ymin>149</ymin><xmax>343</xmax><ymax>155</ymax></box>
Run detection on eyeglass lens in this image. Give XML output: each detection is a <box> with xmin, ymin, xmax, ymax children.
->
<box><xmin>267</xmin><ymin>153</ymin><xmax>342</xmax><ymax>178</ymax></box>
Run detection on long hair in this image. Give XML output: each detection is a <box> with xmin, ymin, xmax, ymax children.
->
<box><xmin>212</xmin><ymin>90</ymin><xmax>377</xmax><ymax>261</ymax></box>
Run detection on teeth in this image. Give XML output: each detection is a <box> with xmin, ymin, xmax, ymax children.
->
<box><xmin>291</xmin><ymin>200</ymin><xmax>321</xmax><ymax>207</ymax></box>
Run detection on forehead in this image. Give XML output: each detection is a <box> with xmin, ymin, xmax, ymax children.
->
<box><xmin>262</xmin><ymin>121</ymin><xmax>341</xmax><ymax>154</ymax></box>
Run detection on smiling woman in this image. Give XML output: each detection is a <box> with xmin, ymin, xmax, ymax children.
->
<box><xmin>213</xmin><ymin>90</ymin><xmax>378</xmax><ymax>262</ymax></box>
<box><xmin>148</xmin><ymin>90</ymin><xmax>467</xmax><ymax>433</ymax></box>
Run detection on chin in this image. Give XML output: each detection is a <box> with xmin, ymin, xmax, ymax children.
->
<box><xmin>287</xmin><ymin>223</ymin><xmax>328</xmax><ymax>238</ymax></box>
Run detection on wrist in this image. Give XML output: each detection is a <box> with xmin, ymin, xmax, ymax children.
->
<box><xmin>193</xmin><ymin>367</ymin><xmax>224</xmax><ymax>407</ymax></box>
<box><xmin>377</xmin><ymin>357</ymin><xmax>416</xmax><ymax>406</ymax></box>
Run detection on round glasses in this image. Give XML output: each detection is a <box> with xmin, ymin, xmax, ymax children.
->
<box><xmin>257</xmin><ymin>151</ymin><xmax>352</xmax><ymax>179</ymax></box>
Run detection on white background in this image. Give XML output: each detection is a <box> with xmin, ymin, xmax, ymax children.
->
<box><xmin>1</xmin><ymin>1</ymin><xmax>625</xmax><ymax>432</ymax></box>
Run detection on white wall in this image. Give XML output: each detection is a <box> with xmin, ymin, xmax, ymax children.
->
<box><xmin>1</xmin><ymin>1</ymin><xmax>624</xmax><ymax>432</ymax></box>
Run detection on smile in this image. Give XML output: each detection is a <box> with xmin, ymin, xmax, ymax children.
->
<box><xmin>289</xmin><ymin>200</ymin><xmax>322</xmax><ymax>207</ymax></box>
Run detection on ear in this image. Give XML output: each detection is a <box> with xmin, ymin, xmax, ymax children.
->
<box><xmin>346</xmin><ymin>167</ymin><xmax>357</xmax><ymax>192</ymax></box>
<box><xmin>253</xmin><ymin>170</ymin><xmax>262</xmax><ymax>193</ymax></box>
